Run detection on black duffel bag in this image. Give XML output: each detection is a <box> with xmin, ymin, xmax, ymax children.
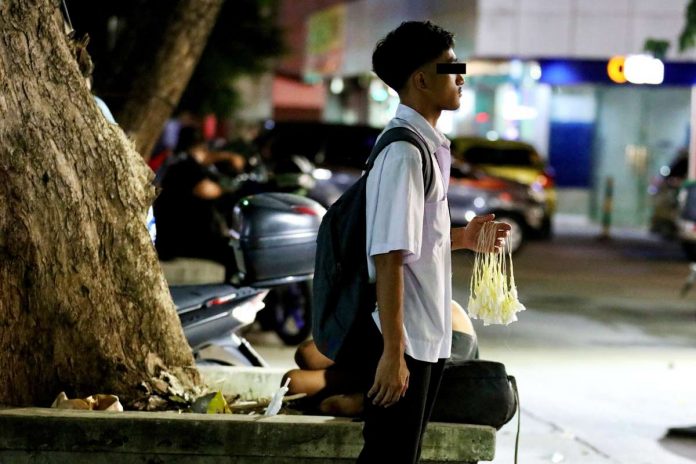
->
<box><xmin>431</xmin><ymin>359</ymin><xmax>518</xmax><ymax>430</ymax></box>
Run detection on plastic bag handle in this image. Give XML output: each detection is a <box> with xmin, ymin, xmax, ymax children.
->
<box><xmin>508</xmin><ymin>375</ymin><xmax>520</xmax><ymax>464</ymax></box>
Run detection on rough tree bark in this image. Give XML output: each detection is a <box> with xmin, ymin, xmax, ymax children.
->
<box><xmin>115</xmin><ymin>0</ymin><xmax>225</xmax><ymax>159</ymax></box>
<box><xmin>0</xmin><ymin>0</ymin><xmax>202</xmax><ymax>407</ymax></box>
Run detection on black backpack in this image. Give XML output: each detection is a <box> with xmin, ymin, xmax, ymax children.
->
<box><xmin>312</xmin><ymin>126</ymin><xmax>434</xmax><ymax>360</ymax></box>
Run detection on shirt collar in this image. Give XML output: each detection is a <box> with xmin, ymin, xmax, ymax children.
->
<box><xmin>393</xmin><ymin>104</ymin><xmax>450</xmax><ymax>153</ymax></box>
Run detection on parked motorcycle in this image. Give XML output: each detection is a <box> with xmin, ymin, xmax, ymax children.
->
<box><xmin>173</xmin><ymin>283</ymin><xmax>270</xmax><ymax>366</ymax></box>
<box><xmin>167</xmin><ymin>192</ymin><xmax>325</xmax><ymax>365</ymax></box>
<box><xmin>154</xmin><ymin>142</ymin><xmax>326</xmax><ymax>346</ymax></box>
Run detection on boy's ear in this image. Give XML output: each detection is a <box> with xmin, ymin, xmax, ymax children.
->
<box><xmin>413</xmin><ymin>71</ymin><xmax>427</xmax><ymax>90</ymax></box>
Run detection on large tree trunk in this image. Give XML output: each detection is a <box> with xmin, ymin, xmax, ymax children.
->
<box><xmin>0</xmin><ymin>0</ymin><xmax>202</xmax><ymax>407</ymax></box>
<box><xmin>115</xmin><ymin>0</ymin><xmax>225</xmax><ymax>159</ymax></box>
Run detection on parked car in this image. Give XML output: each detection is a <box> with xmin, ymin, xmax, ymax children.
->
<box><xmin>450</xmin><ymin>136</ymin><xmax>555</xmax><ymax>236</ymax></box>
<box><xmin>448</xmin><ymin>162</ymin><xmax>546</xmax><ymax>252</ymax></box>
<box><xmin>310</xmin><ymin>161</ymin><xmax>543</xmax><ymax>253</ymax></box>
<box><xmin>257</xmin><ymin>122</ymin><xmax>546</xmax><ymax>252</ymax></box>
<box><xmin>649</xmin><ymin>151</ymin><xmax>687</xmax><ymax>239</ymax></box>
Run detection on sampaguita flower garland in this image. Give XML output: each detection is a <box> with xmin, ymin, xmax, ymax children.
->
<box><xmin>468</xmin><ymin>222</ymin><xmax>526</xmax><ymax>325</ymax></box>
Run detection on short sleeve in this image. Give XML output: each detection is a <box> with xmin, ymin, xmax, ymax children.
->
<box><xmin>365</xmin><ymin>141</ymin><xmax>425</xmax><ymax>263</ymax></box>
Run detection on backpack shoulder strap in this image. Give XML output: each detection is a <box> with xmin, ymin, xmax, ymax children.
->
<box><xmin>365</xmin><ymin>126</ymin><xmax>434</xmax><ymax>195</ymax></box>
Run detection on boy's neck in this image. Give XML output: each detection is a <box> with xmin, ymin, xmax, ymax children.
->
<box><xmin>399</xmin><ymin>96</ymin><xmax>441</xmax><ymax>129</ymax></box>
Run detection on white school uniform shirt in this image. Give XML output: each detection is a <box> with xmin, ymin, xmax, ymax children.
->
<box><xmin>365</xmin><ymin>104</ymin><xmax>452</xmax><ymax>363</ymax></box>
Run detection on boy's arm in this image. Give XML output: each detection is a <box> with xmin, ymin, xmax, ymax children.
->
<box><xmin>368</xmin><ymin>250</ymin><xmax>410</xmax><ymax>408</ymax></box>
<box><xmin>451</xmin><ymin>214</ymin><xmax>510</xmax><ymax>252</ymax></box>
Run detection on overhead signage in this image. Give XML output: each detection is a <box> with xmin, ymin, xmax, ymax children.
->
<box><xmin>607</xmin><ymin>55</ymin><xmax>664</xmax><ymax>85</ymax></box>
<box><xmin>538</xmin><ymin>59</ymin><xmax>693</xmax><ymax>86</ymax></box>
<box><xmin>606</xmin><ymin>56</ymin><xmax>627</xmax><ymax>84</ymax></box>
<box><xmin>305</xmin><ymin>4</ymin><xmax>346</xmax><ymax>81</ymax></box>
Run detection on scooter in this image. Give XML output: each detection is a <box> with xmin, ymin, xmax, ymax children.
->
<box><xmin>167</xmin><ymin>192</ymin><xmax>325</xmax><ymax>366</ymax></box>
<box><xmin>155</xmin><ymin>151</ymin><xmax>329</xmax><ymax>347</ymax></box>
<box><xmin>173</xmin><ymin>283</ymin><xmax>270</xmax><ymax>366</ymax></box>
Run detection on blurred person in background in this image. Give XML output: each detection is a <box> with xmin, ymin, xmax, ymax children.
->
<box><xmin>153</xmin><ymin>125</ymin><xmax>245</xmax><ymax>273</ymax></box>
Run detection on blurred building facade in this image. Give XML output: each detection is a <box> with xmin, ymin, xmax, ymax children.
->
<box><xmin>275</xmin><ymin>0</ymin><xmax>696</xmax><ymax>227</ymax></box>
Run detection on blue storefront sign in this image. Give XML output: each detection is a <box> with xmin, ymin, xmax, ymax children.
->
<box><xmin>538</xmin><ymin>59</ymin><xmax>696</xmax><ymax>86</ymax></box>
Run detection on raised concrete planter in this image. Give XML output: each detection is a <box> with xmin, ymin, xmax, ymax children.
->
<box><xmin>197</xmin><ymin>365</ymin><xmax>286</xmax><ymax>401</ymax></box>
<box><xmin>0</xmin><ymin>407</ymin><xmax>495</xmax><ymax>463</ymax></box>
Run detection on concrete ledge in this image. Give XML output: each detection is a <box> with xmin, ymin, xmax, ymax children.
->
<box><xmin>0</xmin><ymin>407</ymin><xmax>495</xmax><ymax>463</ymax></box>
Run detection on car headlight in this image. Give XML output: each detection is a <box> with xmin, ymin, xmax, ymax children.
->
<box><xmin>464</xmin><ymin>210</ymin><xmax>477</xmax><ymax>222</ymax></box>
<box><xmin>528</xmin><ymin>185</ymin><xmax>547</xmax><ymax>204</ymax></box>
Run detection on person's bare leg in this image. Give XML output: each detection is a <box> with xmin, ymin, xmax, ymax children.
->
<box><xmin>319</xmin><ymin>393</ymin><xmax>365</xmax><ymax>417</ymax></box>
<box><xmin>284</xmin><ymin>340</ymin><xmax>335</xmax><ymax>395</ymax></box>
<box><xmin>294</xmin><ymin>340</ymin><xmax>334</xmax><ymax>370</ymax></box>
<box><xmin>451</xmin><ymin>300</ymin><xmax>476</xmax><ymax>336</ymax></box>
<box><xmin>283</xmin><ymin>368</ymin><xmax>329</xmax><ymax>396</ymax></box>
<box><xmin>282</xmin><ymin>365</ymin><xmax>355</xmax><ymax>397</ymax></box>
<box><xmin>284</xmin><ymin>339</ymin><xmax>367</xmax><ymax>402</ymax></box>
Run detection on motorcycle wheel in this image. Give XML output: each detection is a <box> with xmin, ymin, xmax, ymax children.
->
<box><xmin>264</xmin><ymin>281</ymin><xmax>312</xmax><ymax>346</ymax></box>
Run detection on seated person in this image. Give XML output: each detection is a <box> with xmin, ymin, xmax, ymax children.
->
<box><xmin>282</xmin><ymin>300</ymin><xmax>478</xmax><ymax>417</ymax></box>
<box><xmin>153</xmin><ymin>126</ymin><xmax>245</xmax><ymax>275</ymax></box>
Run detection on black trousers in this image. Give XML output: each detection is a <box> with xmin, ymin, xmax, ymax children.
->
<box><xmin>342</xmin><ymin>314</ymin><xmax>446</xmax><ymax>464</ymax></box>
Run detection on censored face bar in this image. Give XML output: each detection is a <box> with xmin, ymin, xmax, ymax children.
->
<box><xmin>436</xmin><ymin>63</ymin><xmax>467</xmax><ymax>75</ymax></box>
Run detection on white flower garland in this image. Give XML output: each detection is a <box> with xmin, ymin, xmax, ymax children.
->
<box><xmin>468</xmin><ymin>222</ymin><xmax>526</xmax><ymax>325</ymax></box>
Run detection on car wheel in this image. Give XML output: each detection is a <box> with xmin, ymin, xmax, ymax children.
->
<box><xmin>539</xmin><ymin>215</ymin><xmax>553</xmax><ymax>239</ymax></box>
<box><xmin>493</xmin><ymin>214</ymin><xmax>525</xmax><ymax>253</ymax></box>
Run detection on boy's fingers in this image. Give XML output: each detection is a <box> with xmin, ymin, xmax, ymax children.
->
<box><xmin>378</xmin><ymin>394</ymin><xmax>392</xmax><ymax>407</ymax></box>
<box><xmin>383</xmin><ymin>388</ymin><xmax>401</xmax><ymax>407</ymax></box>
<box><xmin>372</xmin><ymin>386</ymin><xmax>387</xmax><ymax>405</ymax></box>
<box><xmin>471</xmin><ymin>213</ymin><xmax>495</xmax><ymax>223</ymax></box>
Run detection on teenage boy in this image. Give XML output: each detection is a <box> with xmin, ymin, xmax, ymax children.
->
<box><xmin>354</xmin><ymin>21</ymin><xmax>510</xmax><ymax>463</ymax></box>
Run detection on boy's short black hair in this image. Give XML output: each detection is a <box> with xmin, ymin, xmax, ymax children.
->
<box><xmin>372</xmin><ymin>21</ymin><xmax>454</xmax><ymax>92</ymax></box>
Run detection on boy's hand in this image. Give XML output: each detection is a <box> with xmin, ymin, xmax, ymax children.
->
<box><xmin>368</xmin><ymin>351</ymin><xmax>409</xmax><ymax>408</ymax></box>
<box><xmin>454</xmin><ymin>214</ymin><xmax>511</xmax><ymax>252</ymax></box>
